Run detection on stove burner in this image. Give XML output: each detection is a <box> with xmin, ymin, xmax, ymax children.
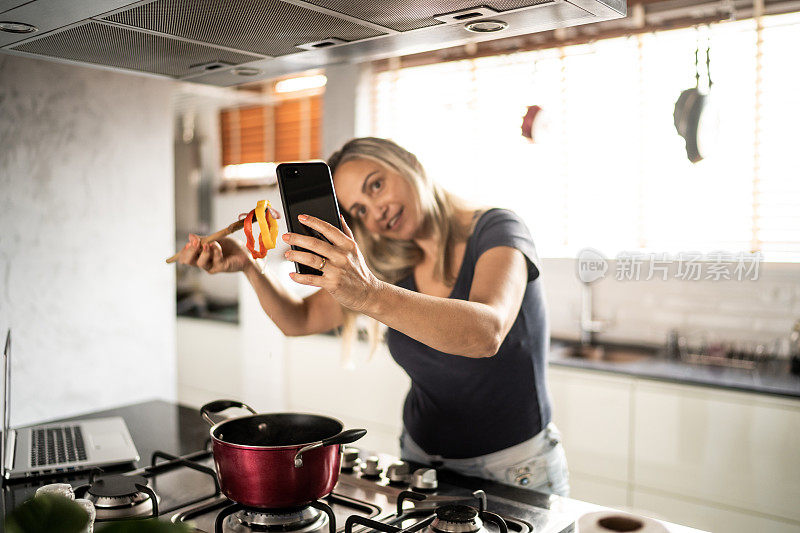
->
<box><xmin>72</xmin><ymin>449</ymin><xmax>219</xmax><ymax>522</ymax></box>
<box><xmin>345</xmin><ymin>491</ymin><xmax>508</xmax><ymax>533</ymax></box>
<box><xmin>88</xmin><ymin>474</ymin><xmax>149</xmax><ymax>499</ymax></box>
<box><xmin>436</xmin><ymin>505</ymin><xmax>479</xmax><ymax>523</ymax></box>
<box><xmin>232</xmin><ymin>505</ymin><xmax>326</xmax><ymax>530</ymax></box>
<box><xmin>86</xmin><ymin>490</ymin><xmax>155</xmax><ymax>520</ymax></box>
<box><xmin>216</xmin><ymin>500</ymin><xmax>337</xmax><ymax>533</ymax></box>
<box><xmin>83</xmin><ymin>473</ymin><xmax>159</xmax><ymax>520</ymax></box>
<box><xmin>432</xmin><ymin>505</ymin><xmax>483</xmax><ymax>533</ymax></box>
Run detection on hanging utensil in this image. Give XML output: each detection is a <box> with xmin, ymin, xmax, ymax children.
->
<box><xmin>520</xmin><ymin>58</ymin><xmax>552</xmax><ymax>143</ymax></box>
<box><xmin>674</xmin><ymin>29</ymin><xmax>717</xmax><ymax>163</ymax></box>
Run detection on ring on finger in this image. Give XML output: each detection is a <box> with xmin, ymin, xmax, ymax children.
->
<box><xmin>319</xmin><ymin>257</ymin><xmax>326</xmax><ymax>271</ymax></box>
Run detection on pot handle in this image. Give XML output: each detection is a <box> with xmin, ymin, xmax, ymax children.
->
<box><xmin>200</xmin><ymin>399</ymin><xmax>258</xmax><ymax>426</ymax></box>
<box><xmin>294</xmin><ymin>428</ymin><xmax>367</xmax><ymax>468</ymax></box>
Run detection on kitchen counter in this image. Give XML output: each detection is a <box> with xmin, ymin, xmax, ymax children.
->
<box><xmin>549</xmin><ymin>340</ymin><xmax>800</xmax><ymax>399</ymax></box>
<box><xmin>1</xmin><ymin>400</ymin><xmax>706</xmax><ymax>532</ymax></box>
<box><xmin>176</xmin><ymin>291</ymin><xmax>239</xmax><ymax>324</ymax></box>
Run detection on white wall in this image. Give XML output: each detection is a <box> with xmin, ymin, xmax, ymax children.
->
<box><xmin>0</xmin><ymin>55</ymin><xmax>177</xmax><ymax>426</ymax></box>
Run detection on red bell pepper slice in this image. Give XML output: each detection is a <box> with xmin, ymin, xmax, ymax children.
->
<box><xmin>243</xmin><ymin>209</ymin><xmax>268</xmax><ymax>259</ymax></box>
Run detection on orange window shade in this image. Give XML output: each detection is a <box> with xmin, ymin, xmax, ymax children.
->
<box><xmin>220</xmin><ymin>95</ymin><xmax>322</xmax><ymax>166</ymax></box>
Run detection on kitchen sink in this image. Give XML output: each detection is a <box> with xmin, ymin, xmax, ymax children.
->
<box><xmin>551</xmin><ymin>342</ymin><xmax>657</xmax><ymax>363</ymax></box>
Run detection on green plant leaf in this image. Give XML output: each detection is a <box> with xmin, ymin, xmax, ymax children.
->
<box><xmin>5</xmin><ymin>494</ymin><xmax>88</xmax><ymax>533</ymax></box>
<box><xmin>4</xmin><ymin>495</ymin><xmax>193</xmax><ymax>533</ymax></box>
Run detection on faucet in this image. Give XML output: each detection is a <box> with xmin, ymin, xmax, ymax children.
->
<box><xmin>791</xmin><ymin>320</ymin><xmax>800</xmax><ymax>356</ymax></box>
<box><xmin>791</xmin><ymin>320</ymin><xmax>800</xmax><ymax>376</ymax></box>
<box><xmin>580</xmin><ymin>281</ymin><xmax>605</xmax><ymax>346</ymax></box>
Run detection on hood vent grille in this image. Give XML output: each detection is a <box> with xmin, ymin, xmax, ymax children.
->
<box><xmin>101</xmin><ymin>0</ymin><xmax>386</xmax><ymax>57</ymax></box>
<box><xmin>301</xmin><ymin>0</ymin><xmax>554</xmax><ymax>32</ymax></box>
<box><xmin>10</xmin><ymin>21</ymin><xmax>262</xmax><ymax>78</ymax></box>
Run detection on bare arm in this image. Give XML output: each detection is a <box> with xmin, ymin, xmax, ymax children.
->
<box><xmin>363</xmin><ymin>247</ymin><xmax>528</xmax><ymax>357</ymax></box>
<box><xmin>284</xmin><ymin>213</ymin><xmax>530</xmax><ymax>358</ymax></box>
<box><xmin>176</xmin><ymin>233</ymin><xmax>343</xmax><ymax>337</ymax></box>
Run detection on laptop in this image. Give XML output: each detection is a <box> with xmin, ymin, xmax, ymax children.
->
<box><xmin>2</xmin><ymin>330</ymin><xmax>140</xmax><ymax>480</ymax></box>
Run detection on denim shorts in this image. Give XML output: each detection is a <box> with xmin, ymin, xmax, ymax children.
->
<box><xmin>399</xmin><ymin>423</ymin><xmax>570</xmax><ymax>497</ymax></box>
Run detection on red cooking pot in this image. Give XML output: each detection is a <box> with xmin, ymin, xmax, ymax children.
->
<box><xmin>201</xmin><ymin>400</ymin><xmax>367</xmax><ymax>509</ymax></box>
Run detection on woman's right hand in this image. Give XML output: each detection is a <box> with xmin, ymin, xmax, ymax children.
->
<box><xmin>177</xmin><ymin>208</ymin><xmax>281</xmax><ymax>274</ymax></box>
<box><xmin>176</xmin><ymin>234</ymin><xmax>255</xmax><ymax>274</ymax></box>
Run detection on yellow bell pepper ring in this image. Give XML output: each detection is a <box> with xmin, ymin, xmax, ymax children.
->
<box><xmin>267</xmin><ymin>204</ymin><xmax>279</xmax><ymax>249</ymax></box>
<box><xmin>255</xmin><ymin>200</ymin><xmax>278</xmax><ymax>250</ymax></box>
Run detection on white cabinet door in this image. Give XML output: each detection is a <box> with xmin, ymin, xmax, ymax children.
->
<box><xmin>633</xmin><ymin>381</ymin><xmax>800</xmax><ymax>522</ymax></box>
<box><xmin>238</xmin><ymin>275</ymin><xmax>288</xmax><ymax>411</ymax></box>
<box><xmin>176</xmin><ymin>317</ymin><xmax>242</xmax><ymax>407</ymax></box>
<box><xmin>632</xmin><ymin>487</ymin><xmax>800</xmax><ymax>533</ymax></box>
<box><xmin>548</xmin><ymin>367</ymin><xmax>633</xmax><ymax>483</ymax></box>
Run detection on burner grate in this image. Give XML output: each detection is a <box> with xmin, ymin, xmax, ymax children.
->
<box><xmin>215</xmin><ymin>499</ymin><xmax>336</xmax><ymax>533</ymax></box>
<box><xmin>74</xmin><ymin>448</ymin><xmax>220</xmax><ymax>521</ymax></box>
<box><xmin>345</xmin><ymin>491</ymin><xmax>512</xmax><ymax>533</ymax></box>
<box><xmin>173</xmin><ymin>492</ymin><xmax>382</xmax><ymax>533</ymax></box>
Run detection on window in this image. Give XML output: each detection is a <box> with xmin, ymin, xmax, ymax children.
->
<box><xmin>371</xmin><ymin>12</ymin><xmax>800</xmax><ymax>261</ymax></box>
<box><xmin>219</xmin><ymin>73</ymin><xmax>324</xmax><ymax>186</ymax></box>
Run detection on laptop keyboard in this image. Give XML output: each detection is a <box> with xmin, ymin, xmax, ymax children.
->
<box><xmin>30</xmin><ymin>426</ymin><xmax>87</xmax><ymax>466</ymax></box>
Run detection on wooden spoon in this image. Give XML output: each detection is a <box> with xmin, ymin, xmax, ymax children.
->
<box><xmin>165</xmin><ymin>206</ymin><xmax>276</xmax><ymax>264</ymax></box>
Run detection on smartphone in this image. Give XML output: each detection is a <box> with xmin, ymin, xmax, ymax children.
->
<box><xmin>276</xmin><ymin>161</ymin><xmax>343</xmax><ymax>276</ymax></box>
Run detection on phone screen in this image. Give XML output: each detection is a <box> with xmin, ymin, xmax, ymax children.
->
<box><xmin>276</xmin><ymin>162</ymin><xmax>343</xmax><ymax>275</ymax></box>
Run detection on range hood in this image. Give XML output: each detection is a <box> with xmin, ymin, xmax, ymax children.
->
<box><xmin>0</xmin><ymin>0</ymin><xmax>625</xmax><ymax>86</ymax></box>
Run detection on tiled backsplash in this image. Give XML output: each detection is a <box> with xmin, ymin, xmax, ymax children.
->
<box><xmin>542</xmin><ymin>258</ymin><xmax>800</xmax><ymax>352</ymax></box>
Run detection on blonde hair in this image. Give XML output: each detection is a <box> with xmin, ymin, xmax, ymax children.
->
<box><xmin>328</xmin><ymin>137</ymin><xmax>473</xmax><ymax>356</ymax></box>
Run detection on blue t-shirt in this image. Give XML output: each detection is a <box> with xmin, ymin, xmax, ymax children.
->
<box><xmin>386</xmin><ymin>208</ymin><xmax>551</xmax><ymax>459</ymax></box>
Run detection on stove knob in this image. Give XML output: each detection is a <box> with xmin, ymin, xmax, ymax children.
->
<box><xmin>341</xmin><ymin>448</ymin><xmax>360</xmax><ymax>470</ymax></box>
<box><xmin>411</xmin><ymin>468</ymin><xmax>438</xmax><ymax>490</ymax></box>
<box><xmin>361</xmin><ymin>456</ymin><xmax>382</xmax><ymax>477</ymax></box>
<box><xmin>386</xmin><ymin>461</ymin><xmax>410</xmax><ymax>484</ymax></box>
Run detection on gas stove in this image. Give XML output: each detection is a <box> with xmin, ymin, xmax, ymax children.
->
<box><xmin>68</xmin><ymin>447</ymin><xmax>574</xmax><ymax>533</ymax></box>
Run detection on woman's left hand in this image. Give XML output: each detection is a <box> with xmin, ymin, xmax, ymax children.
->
<box><xmin>283</xmin><ymin>214</ymin><xmax>382</xmax><ymax>313</ymax></box>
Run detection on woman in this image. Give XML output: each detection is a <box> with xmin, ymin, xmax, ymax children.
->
<box><xmin>177</xmin><ymin>138</ymin><xmax>569</xmax><ymax>496</ymax></box>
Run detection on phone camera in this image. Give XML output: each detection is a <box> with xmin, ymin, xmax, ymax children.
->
<box><xmin>291</xmin><ymin>168</ymin><xmax>299</xmax><ymax>176</ymax></box>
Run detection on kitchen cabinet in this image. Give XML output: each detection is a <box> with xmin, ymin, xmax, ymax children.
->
<box><xmin>547</xmin><ymin>367</ymin><xmax>632</xmax><ymax>483</ymax></box>
<box><xmin>547</xmin><ymin>365</ymin><xmax>800</xmax><ymax>532</ymax></box>
<box><xmin>633</xmin><ymin>380</ymin><xmax>800</xmax><ymax>522</ymax></box>
<box><xmin>631</xmin><ymin>488</ymin><xmax>800</xmax><ymax>533</ymax></box>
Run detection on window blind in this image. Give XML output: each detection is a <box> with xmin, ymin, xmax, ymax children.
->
<box><xmin>220</xmin><ymin>94</ymin><xmax>322</xmax><ymax>166</ymax></box>
<box><xmin>370</xmin><ymin>12</ymin><xmax>800</xmax><ymax>261</ymax></box>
